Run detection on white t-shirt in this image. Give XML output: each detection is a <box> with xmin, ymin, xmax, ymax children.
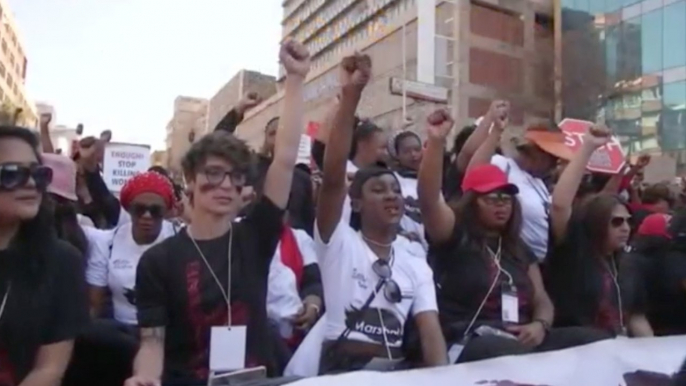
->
<box><xmin>491</xmin><ymin>154</ymin><xmax>550</xmax><ymax>260</ymax></box>
<box><xmin>395</xmin><ymin>173</ymin><xmax>427</xmax><ymax>251</ymax></box>
<box><xmin>315</xmin><ymin>219</ymin><xmax>436</xmax><ymax>348</ymax></box>
<box><xmin>85</xmin><ymin>221</ymin><xmax>178</xmax><ymax>325</ymax></box>
<box><xmin>267</xmin><ymin>229</ymin><xmax>318</xmax><ymax>339</ymax></box>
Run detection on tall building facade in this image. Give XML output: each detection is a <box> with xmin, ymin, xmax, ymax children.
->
<box><xmin>560</xmin><ymin>0</ymin><xmax>686</xmax><ymax>168</ymax></box>
<box><xmin>165</xmin><ymin>96</ymin><xmax>208</xmax><ymax>176</ymax></box>
<box><xmin>0</xmin><ymin>0</ymin><xmax>36</xmax><ymax>127</ymax></box>
<box><xmin>235</xmin><ymin>0</ymin><xmax>555</xmax><ymax>150</ymax></box>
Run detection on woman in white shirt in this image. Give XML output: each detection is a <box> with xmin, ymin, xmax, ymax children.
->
<box><xmin>87</xmin><ymin>171</ymin><xmax>177</xmax><ymax>325</ymax></box>
<box><xmin>315</xmin><ymin>53</ymin><xmax>447</xmax><ymax>374</ymax></box>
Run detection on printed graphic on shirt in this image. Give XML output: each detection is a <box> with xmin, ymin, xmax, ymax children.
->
<box><xmin>351</xmin><ymin>268</ymin><xmax>369</xmax><ymax>290</ymax></box>
<box><xmin>403</xmin><ymin>196</ymin><xmax>422</xmax><ymax>224</ymax></box>
<box><xmin>345</xmin><ymin>306</ymin><xmax>402</xmax><ymax>345</ymax></box>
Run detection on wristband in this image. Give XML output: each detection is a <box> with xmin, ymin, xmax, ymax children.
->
<box><xmin>305</xmin><ymin>303</ymin><xmax>320</xmax><ymax>316</ymax></box>
<box><xmin>534</xmin><ymin>319</ymin><xmax>551</xmax><ymax>332</ymax></box>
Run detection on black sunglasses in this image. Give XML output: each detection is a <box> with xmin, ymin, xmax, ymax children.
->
<box><xmin>201</xmin><ymin>166</ymin><xmax>245</xmax><ymax>190</ymax></box>
<box><xmin>372</xmin><ymin>259</ymin><xmax>402</xmax><ymax>303</ymax></box>
<box><xmin>130</xmin><ymin>203</ymin><xmax>165</xmax><ymax>219</ymax></box>
<box><xmin>0</xmin><ymin>163</ymin><xmax>52</xmax><ymax>192</ymax></box>
<box><xmin>610</xmin><ymin>216</ymin><xmax>631</xmax><ymax>228</ymax></box>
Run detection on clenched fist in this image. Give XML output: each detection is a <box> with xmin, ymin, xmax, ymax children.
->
<box><xmin>426</xmin><ymin>109</ymin><xmax>454</xmax><ymax>140</ymax></box>
<box><xmin>280</xmin><ymin>39</ymin><xmax>310</xmax><ymax>78</ymax></box>
<box><xmin>236</xmin><ymin>91</ymin><xmax>262</xmax><ymax>115</ymax></box>
<box><xmin>339</xmin><ymin>53</ymin><xmax>372</xmax><ymax>94</ymax></box>
<box><xmin>583</xmin><ymin>123</ymin><xmax>612</xmax><ymax>149</ymax></box>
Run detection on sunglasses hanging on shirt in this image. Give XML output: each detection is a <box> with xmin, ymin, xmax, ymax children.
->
<box><xmin>371</xmin><ymin>258</ymin><xmax>403</xmax><ymax>304</ymax></box>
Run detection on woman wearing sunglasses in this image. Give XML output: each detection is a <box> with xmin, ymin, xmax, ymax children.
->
<box><xmin>545</xmin><ymin>124</ymin><xmax>647</xmax><ymax>337</ymax></box>
<box><xmin>0</xmin><ymin>126</ymin><xmax>89</xmax><ymax>385</ymax></box>
<box><xmin>86</xmin><ymin>171</ymin><xmax>177</xmax><ymax>325</ymax></box>
<box><xmin>315</xmin><ymin>54</ymin><xmax>447</xmax><ymax>374</ymax></box>
<box><xmin>418</xmin><ymin>111</ymin><xmax>606</xmax><ymax>363</ymax></box>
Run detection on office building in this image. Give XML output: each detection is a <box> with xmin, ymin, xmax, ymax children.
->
<box><xmin>560</xmin><ymin>0</ymin><xmax>686</xmax><ymax>168</ymax></box>
<box><xmin>235</xmin><ymin>0</ymin><xmax>555</xmax><ymax>150</ymax></box>
<box><xmin>0</xmin><ymin>0</ymin><xmax>36</xmax><ymax>127</ymax></box>
<box><xmin>165</xmin><ymin>96</ymin><xmax>208</xmax><ymax>176</ymax></box>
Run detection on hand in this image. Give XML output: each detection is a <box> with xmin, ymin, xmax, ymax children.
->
<box><xmin>636</xmin><ymin>154</ymin><xmax>651</xmax><ymax>169</ymax></box>
<box><xmin>582</xmin><ymin>123</ymin><xmax>612</xmax><ymax>150</ymax></box>
<box><xmin>75</xmin><ymin>170</ymin><xmax>92</xmax><ymax>204</ymax></box>
<box><xmin>506</xmin><ymin>322</ymin><xmax>546</xmax><ymax>348</ymax></box>
<box><xmin>123</xmin><ymin>376</ymin><xmax>161</xmax><ymax>386</ymax></box>
<box><xmin>236</xmin><ymin>91</ymin><xmax>262</xmax><ymax>115</ymax></box>
<box><xmin>292</xmin><ymin>302</ymin><xmax>319</xmax><ymax>330</ymax></box>
<box><xmin>426</xmin><ymin>109</ymin><xmax>454</xmax><ymax>140</ymax></box>
<box><xmin>280</xmin><ymin>39</ymin><xmax>310</xmax><ymax>78</ymax></box>
<box><xmin>487</xmin><ymin>100</ymin><xmax>509</xmax><ymax>121</ymax></box>
<box><xmin>39</xmin><ymin>113</ymin><xmax>51</xmax><ymax>128</ymax></box>
<box><xmin>339</xmin><ymin>53</ymin><xmax>372</xmax><ymax>94</ymax></box>
<box><xmin>77</xmin><ymin>137</ymin><xmax>101</xmax><ymax>172</ymax></box>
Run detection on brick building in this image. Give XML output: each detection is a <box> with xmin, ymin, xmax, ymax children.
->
<box><xmin>233</xmin><ymin>0</ymin><xmax>556</xmax><ymax>150</ymax></box>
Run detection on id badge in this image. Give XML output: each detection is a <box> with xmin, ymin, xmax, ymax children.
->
<box><xmin>501</xmin><ymin>283</ymin><xmax>519</xmax><ymax>324</ymax></box>
<box><xmin>447</xmin><ymin>343</ymin><xmax>465</xmax><ymax>364</ymax></box>
<box><xmin>209</xmin><ymin>326</ymin><xmax>247</xmax><ymax>372</ymax></box>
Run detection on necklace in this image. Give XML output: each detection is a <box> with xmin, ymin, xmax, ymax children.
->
<box><xmin>188</xmin><ymin>226</ymin><xmax>234</xmax><ymax>326</ymax></box>
<box><xmin>362</xmin><ymin>234</ymin><xmax>395</xmax><ymax>248</ymax></box>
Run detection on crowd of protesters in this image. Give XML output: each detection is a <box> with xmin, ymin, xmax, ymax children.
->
<box><xmin>0</xmin><ymin>39</ymin><xmax>685</xmax><ymax>386</ymax></box>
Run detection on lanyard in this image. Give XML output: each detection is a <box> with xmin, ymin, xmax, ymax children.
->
<box><xmin>486</xmin><ymin>239</ymin><xmax>513</xmax><ymax>285</ymax></box>
<box><xmin>604</xmin><ymin>258</ymin><xmax>626</xmax><ymax>335</ymax></box>
<box><xmin>188</xmin><ymin>228</ymin><xmax>234</xmax><ymax>327</ymax></box>
<box><xmin>0</xmin><ymin>282</ymin><xmax>10</xmax><ymax>322</ymax></box>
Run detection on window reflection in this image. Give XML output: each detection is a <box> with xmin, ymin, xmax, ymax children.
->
<box><xmin>663</xmin><ymin>1</ymin><xmax>686</xmax><ymax>70</ymax></box>
<box><xmin>641</xmin><ymin>10</ymin><xmax>662</xmax><ymax>75</ymax></box>
<box><xmin>660</xmin><ymin>81</ymin><xmax>686</xmax><ymax>150</ymax></box>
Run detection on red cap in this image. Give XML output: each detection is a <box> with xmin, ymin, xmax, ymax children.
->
<box><xmin>461</xmin><ymin>164</ymin><xmax>519</xmax><ymax>195</ymax></box>
<box><xmin>637</xmin><ymin>213</ymin><xmax>672</xmax><ymax>238</ymax></box>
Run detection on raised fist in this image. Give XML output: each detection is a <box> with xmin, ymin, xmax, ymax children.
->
<box><xmin>339</xmin><ymin>53</ymin><xmax>372</xmax><ymax>93</ymax></box>
<box><xmin>636</xmin><ymin>154</ymin><xmax>651</xmax><ymax>168</ymax></box>
<box><xmin>39</xmin><ymin>113</ymin><xmax>51</xmax><ymax>127</ymax></box>
<box><xmin>236</xmin><ymin>92</ymin><xmax>262</xmax><ymax>114</ymax></box>
<box><xmin>583</xmin><ymin>123</ymin><xmax>612</xmax><ymax>149</ymax></box>
<box><xmin>426</xmin><ymin>109</ymin><xmax>454</xmax><ymax>140</ymax></box>
<box><xmin>280</xmin><ymin>39</ymin><xmax>310</xmax><ymax>78</ymax></box>
<box><xmin>487</xmin><ymin>100</ymin><xmax>509</xmax><ymax>120</ymax></box>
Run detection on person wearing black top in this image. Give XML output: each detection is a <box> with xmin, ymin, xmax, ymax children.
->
<box><xmin>0</xmin><ymin>126</ymin><xmax>90</xmax><ymax>386</ymax></box>
<box><xmin>418</xmin><ymin>114</ymin><xmax>606</xmax><ymax>363</ymax></box>
<box><xmin>125</xmin><ymin>39</ymin><xmax>311</xmax><ymax>386</ymax></box>
<box><xmin>214</xmin><ymin>92</ymin><xmax>314</xmax><ymax>236</ymax></box>
<box><xmin>546</xmin><ymin>124</ymin><xmax>651</xmax><ymax>337</ymax></box>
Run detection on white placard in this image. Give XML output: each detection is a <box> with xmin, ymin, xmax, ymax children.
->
<box><xmin>287</xmin><ymin>335</ymin><xmax>686</xmax><ymax>384</ymax></box>
<box><xmin>102</xmin><ymin>142</ymin><xmax>151</xmax><ymax>192</ymax></box>
<box><xmin>296</xmin><ymin>134</ymin><xmax>312</xmax><ymax>166</ymax></box>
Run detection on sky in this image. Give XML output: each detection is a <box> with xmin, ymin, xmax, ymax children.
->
<box><xmin>8</xmin><ymin>0</ymin><xmax>282</xmax><ymax>150</ymax></box>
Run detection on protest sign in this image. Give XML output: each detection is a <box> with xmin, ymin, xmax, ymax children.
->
<box><xmin>102</xmin><ymin>142</ymin><xmax>151</xmax><ymax>192</ymax></box>
<box><xmin>288</xmin><ymin>336</ymin><xmax>686</xmax><ymax>386</ymax></box>
<box><xmin>297</xmin><ymin>134</ymin><xmax>312</xmax><ymax>165</ymax></box>
<box><xmin>560</xmin><ymin>118</ymin><xmax>626</xmax><ymax>174</ymax></box>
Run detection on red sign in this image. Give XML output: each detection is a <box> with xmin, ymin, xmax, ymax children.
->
<box><xmin>559</xmin><ymin>118</ymin><xmax>626</xmax><ymax>174</ymax></box>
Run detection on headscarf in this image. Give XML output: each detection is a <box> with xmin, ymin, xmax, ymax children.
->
<box><xmin>120</xmin><ymin>171</ymin><xmax>175</xmax><ymax>210</ymax></box>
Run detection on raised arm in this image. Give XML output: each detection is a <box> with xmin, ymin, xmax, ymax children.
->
<box><xmin>214</xmin><ymin>92</ymin><xmax>262</xmax><ymax>134</ymax></box>
<box><xmin>466</xmin><ymin>106</ymin><xmax>509</xmax><ymax>172</ymax></box>
<box><xmin>456</xmin><ymin>100</ymin><xmax>508</xmax><ymax>172</ymax></box>
<box><xmin>550</xmin><ymin>124</ymin><xmax>611</xmax><ymax>241</ymax></box>
<box><xmin>38</xmin><ymin>113</ymin><xmax>55</xmax><ymax>153</ymax></box>
<box><xmin>316</xmin><ymin>54</ymin><xmax>371</xmax><ymax>242</ymax></box>
<box><xmin>418</xmin><ymin>109</ymin><xmax>457</xmax><ymax>244</ymax></box>
<box><xmin>263</xmin><ymin>39</ymin><xmax>310</xmax><ymax>209</ymax></box>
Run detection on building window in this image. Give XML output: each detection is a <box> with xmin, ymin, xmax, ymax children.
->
<box><xmin>663</xmin><ymin>1</ymin><xmax>686</xmax><ymax>70</ymax></box>
<box><xmin>641</xmin><ymin>10</ymin><xmax>662</xmax><ymax>75</ymax></box>
<box><xmin>0</xmin><ymin>62</ymin><xmax>6</xmax><ymax>78</ymax></box>
<box><xmin>1</xmin><ymin>40</ymin><xmax>7</xmax><ymax>54</ymax></box>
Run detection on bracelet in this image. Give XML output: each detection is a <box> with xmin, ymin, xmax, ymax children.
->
<box><xmin>533</xmin><ymin>319</ymin><xmax>551</xmax><ymax>331</ymax></box>
<box><xmin>305</xmin><ymin>302</ymin><xmax>321</xmax><ymax>316</ymax></box>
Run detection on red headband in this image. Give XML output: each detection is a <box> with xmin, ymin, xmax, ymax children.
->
<box><xmin>120</xmin><ymin>171</ymin><xmax>175</xmax><ymax>210</ymax></box>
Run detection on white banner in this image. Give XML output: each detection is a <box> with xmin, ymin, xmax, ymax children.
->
<box><xmin>296</xmin><ymin>134</ymin><xmax>312</xmax><ymax>166</ymax></box>
<box><xmin>290</xmin><ymin>336</ymin><xmax>686</xmax><ymax>386</ymax></box>
<box><xmin>102</xmin><ymin>142</ymin><xmax>151</xmax><ymax>192</ymax></box>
